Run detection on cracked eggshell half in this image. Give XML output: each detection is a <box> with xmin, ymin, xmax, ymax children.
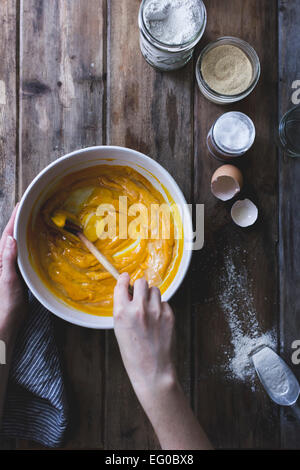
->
<box><xmin>211</xmin><ymin>165</ymin><xmax>243</xmax><ymax>201</ymax></box>
<box><xmin>231</xmin><ymin>199</ymin><xmax>258</xmax><ymax>227</ymax></box>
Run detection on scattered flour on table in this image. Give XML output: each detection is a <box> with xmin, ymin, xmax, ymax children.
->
<box><xmin>217</xmin><ymin>247</ymin><xmax>276</xmax><ymax>387</ymax></box>
<box><xmin>144</xmin><ymin>0</ymin><xmax>203</xmax><ymax>45</ymax></box>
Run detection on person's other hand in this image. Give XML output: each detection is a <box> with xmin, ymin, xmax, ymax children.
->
<box><xmin>114</xmin><ymin>273</ymin><xmax>176</xmax><ymax>397</ymax></box>
<box><xmin>0</xmin><ymin>205</ymin><xmax>27</xmax><ymax>335</ymax></box>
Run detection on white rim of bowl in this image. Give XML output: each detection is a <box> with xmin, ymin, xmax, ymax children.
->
<box><xmin>14</xmin><ymin>146</ymin><xmax>193</xmax><ymax>329</ymax></box>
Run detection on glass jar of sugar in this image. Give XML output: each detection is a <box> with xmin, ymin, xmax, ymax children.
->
<box><xmin>207</xmin><ymin>112</ymin><xmax>256</xmax><ymax>161</ymax></box>
<box><xmin>138</xmin><ymin>0</ymin><xmax>207</xmax><ymax>71</ymax></box>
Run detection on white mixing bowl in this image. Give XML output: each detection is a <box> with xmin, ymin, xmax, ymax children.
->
<box><xmin>14</xmin><ymin>146</ymin><xmax>193</xmax><ymax>329</ymax></box>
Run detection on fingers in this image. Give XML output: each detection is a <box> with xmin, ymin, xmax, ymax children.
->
<box><xmin>148</xmin><ymin>286</ymin><xmax>161</xmax><ymax>314</ymax></box>
<box><xmin>114</xmin><ymin>273</ymin><xmax>172</xmax><ymax>327</ymax></box>
<box><xmin>114</xmin><ymin>272</ymin><xmax>131</xmax><ymax>306</ymax></box>
<box><xmin>1</xmin><ymin>235</ymin><xmax>18</xmax><ymax>282</ymax></box>
<box><xmin>0</xmin><ymin>204</ymin><xmax>19</xmax><ymax>257</ymax></box>
<box><xmin>133</xmin><ymin>278</ymin><xmax>149</xmax><ymax>303</ymax></box>
<box><xmin>162</xmin><ymin>302</ymin><xmax>174</xmax><ymax>323</ymax></box>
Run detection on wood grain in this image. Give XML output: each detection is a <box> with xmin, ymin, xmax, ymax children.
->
<box><xmin>1</xmin><ymin>0</ymin><xmax>298</xmax><ymax>450</ymax></box>
<box><xmin>104</xmin><ymin>0</ymin><xmax>194</xmax><ymax>450</ymax></box>
<box><xmin>18</xmin><ymin>0</ymin><xmax>107</xmax><ymax>449</ymax></box>
<box><xmin>193</xmin><ymin>0</ymin><xmax>280</xmax><ymax>448</ymax></box>
<box><xmin>0</xmin><ymin>0</ymin><xmax>18</xmax><ymax>229</ymax></box>
<box><xmin>0</xmin><ymin>0</ymin><xmax>17</xmax><ymax>450</ymax></box>
<box><xmin>278</xmin><ymin>0</ymin><xmax>300</xmax><ymax>450</ymax></box>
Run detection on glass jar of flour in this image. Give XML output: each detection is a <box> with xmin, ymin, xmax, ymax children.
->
<box><xmin>138</xmin><ymin>0</ymin><xmax>207</xmax><ymax>71</ymax></box>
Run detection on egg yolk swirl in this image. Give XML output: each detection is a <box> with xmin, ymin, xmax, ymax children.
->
<box><xmin>27</xmin><ymin>165</ymin><xmax>183</xmax><ymax>316</ymax></box>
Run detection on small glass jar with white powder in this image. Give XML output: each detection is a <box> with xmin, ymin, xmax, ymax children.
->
<box><xmin>207</xmin><ymin>112</ymin><xmax>256</xmax><ymax>161</ymax></box>
<box><xmin>138</xmin><ymin>0</ymin><xmax>207</xmax><ymax>71</ymax></box>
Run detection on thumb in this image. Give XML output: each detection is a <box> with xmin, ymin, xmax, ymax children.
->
<box><xmin>1</xmin><ymin>236</ymin><xmax>18</xmax><ymax>282</ymax></box>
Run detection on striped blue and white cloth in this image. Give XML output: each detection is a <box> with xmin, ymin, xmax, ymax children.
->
<box><xmin>0</xmin><ymin>292</ymin><xmax>68</xmax><ymax>447</ymax></box>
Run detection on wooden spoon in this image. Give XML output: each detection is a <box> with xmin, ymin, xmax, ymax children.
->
<box><xmin>53</xmin><ymin>215</ymin><xmax>134</xmax><ymax>296</ymax></box>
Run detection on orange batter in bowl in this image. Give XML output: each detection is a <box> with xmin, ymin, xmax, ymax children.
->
<box><xmin>27</xmin><ymin>165</ymin><xmax>183</xmax><ymax>316</ymax></box>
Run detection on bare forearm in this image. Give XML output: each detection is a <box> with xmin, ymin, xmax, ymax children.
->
<box><xmin>114</xmin><ymin>276</ymin><xmax>212</xmax><ymax>450</ymax></box>
<box><xmin>135</xmin><ymin>377</ymin><xmax>213</xmax><ymax>450</ymax></box>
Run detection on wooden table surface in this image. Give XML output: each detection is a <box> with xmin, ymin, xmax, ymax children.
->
<box><xmin>0</xmin><ymin>0</ymin><xmax>299</xmax><ymax>450</ymax></box>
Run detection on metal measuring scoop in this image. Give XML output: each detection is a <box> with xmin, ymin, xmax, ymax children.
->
<box><xmin>252</xmin><ymin>347</ymin><xmax>300</xmax><ymax>406</ymax></box>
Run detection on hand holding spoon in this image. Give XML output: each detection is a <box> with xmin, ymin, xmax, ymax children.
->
<box><xmin>51</xmin><ymin>212</ymin><xmax>134</xmax><ymax>296</ymax></box>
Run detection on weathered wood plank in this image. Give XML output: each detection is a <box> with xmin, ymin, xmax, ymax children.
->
<box><xmin>18</xmin><ymin>0</ymin><xmax>107</xmax><ymax>449</ymax></box>
<box><xmin>278</xmin><ymin>0</ymin><xmax>300</xmax><ymax>450</ymax></box>
<box><xmin>0</xmin><ymin>0</ymin><xmax>17</xmax><ymax>229</ymax></box>
<box><xmin>12</xmin><ymin>0</ymin><xmax>298</xmax><ymax>451</ymax></box>
<box><xmin>0</xmin><ymin>0</ymin><xmax>18</xmax><ymax>451</ymax></box>
<box><xmin>193</xmin><ymin>0</ymin><xmax>280</xmax><ymax>448</ymax></box>
<box><xmin>105</xmin><ymin>0</ymin><xmax>194</xmax><ymax>449</ymax></box>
